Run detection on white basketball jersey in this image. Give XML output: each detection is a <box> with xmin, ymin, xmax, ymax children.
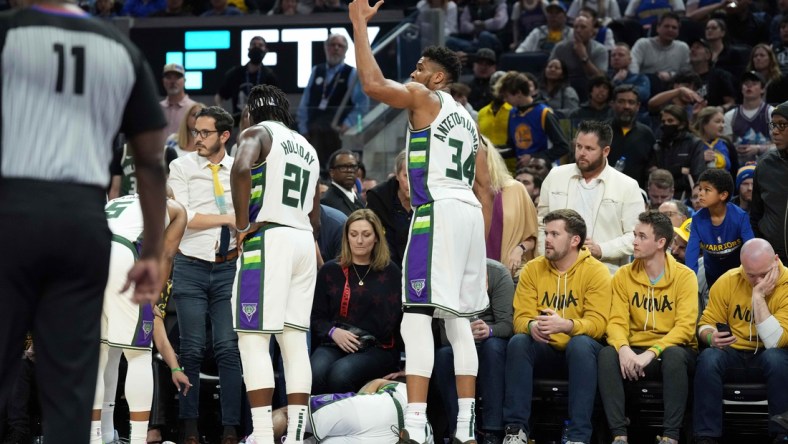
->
<box><xmin>253</xmin><ymin>121</ymin><xmax>320</xmax><ymax>231</ymax></box>
<box><xmin>105</xmin><ymin>194</ymin><xmax>169</xmax><ymax>242</ymax></box>
<box><xmin>406</xmin><ymin>90</ymin><xmax>481</xmax><ymax>207</ymax></box>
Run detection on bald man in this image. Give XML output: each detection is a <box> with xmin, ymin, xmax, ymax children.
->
<box><xmin>693</xmin><ymin>239</ymin><xmax>788</xmax><ymax>443</ymax></box>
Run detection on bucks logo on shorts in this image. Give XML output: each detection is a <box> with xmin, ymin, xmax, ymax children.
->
<box><xmin>142</xmin><ymin>320</ymin><xmax>153</xmax><ymax>340</ymax></box>
<box><xmin>410</xmin><ymin>279</ymin><xmax>426</xmax><ymax>297</ymax></box>
<box><xmin>241</xmin><ymin>303</ymin><xmax>258</xmax><ymax>322</ymax></box>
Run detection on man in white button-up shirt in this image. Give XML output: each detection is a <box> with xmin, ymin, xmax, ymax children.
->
<box><xmin>167</xmin><ymin>106</ymin><xmax>243</xmax><ymax>444</ymax></box>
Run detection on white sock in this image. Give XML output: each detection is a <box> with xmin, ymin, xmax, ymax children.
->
<box><xmin>404</xmin><ymin>402</ymin><xmax>429</xmax><ymax>443</ymax></box>
<box><xmin>101</xmin><ymin>402</ymin><xmax>116</xmax><ymax>442</ymax></box>
<box><xmin>89</xmin><ymin>420</ymin><xmax>102</xmax><ymax>444</ymax></box>
<box><xmin>251</xmin><ymin>406</ymin><xmax>274</xmax><ymax>442</ymax></box>
<box><xmin>455</xmin><ymin>398</ymin><xmax>476</xmax><ymax>442</ymax></box>
<box><xmin>287</xmin><ymin>404</ymin><xmax>308</xmax><ymax>444</ymax></box>
<box><xmin>129</xmin><ymin>420</ymin><xmax>148</xmax><ymax>444</ymax></box>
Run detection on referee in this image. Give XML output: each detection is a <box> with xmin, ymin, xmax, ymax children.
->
<box><xmin>0</xmin><ymin>1</ymin><xmax>167</xmax><ymax>442</ymax></box>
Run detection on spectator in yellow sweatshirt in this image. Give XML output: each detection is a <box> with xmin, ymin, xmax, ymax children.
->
<box><xmin>502</xmin><ymin>209</ymin><xmax>611</xmax><ymax>444</ymax></box>
<box><xmin>597</xmin><ymin>211</ymin><xmax>699</xmax><ymax>444</ymax></box>
<box><xmin>693</xmin><ymin>238</ymin><xmax>788</xmax><ymax>444</ymax></box>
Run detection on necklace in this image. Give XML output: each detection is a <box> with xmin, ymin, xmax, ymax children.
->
<box><xmin>352</xmin><ymin>263</ymin><xmax>372</xmax><ymax>286</ymax></box>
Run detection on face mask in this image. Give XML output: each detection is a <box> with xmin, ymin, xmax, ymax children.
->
<box><xmin>248</xmin><ymin>47</ymin><xmax>266</xmax><ymax>64</ymax></box>
<box><xmin>660</xmin><ymin>124</ymin><xmax>679</xmax><ymax>140</ymax></box>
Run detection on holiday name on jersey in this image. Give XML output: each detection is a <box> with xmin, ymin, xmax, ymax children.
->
<box><xmin>434</xmin><ymin>111</ymin><xmax>478</xmax><ymax>146</ymax></box>
<box><xmin>281</xmin><ymin>139</ymin><xmax>316</xmax><ymax>165</ymax></box>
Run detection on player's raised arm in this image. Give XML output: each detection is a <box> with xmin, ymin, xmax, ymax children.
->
<box><xmin>349</xmin><ymin>0</ymin><xmax>420</xmax><ymax>109</ymax></box>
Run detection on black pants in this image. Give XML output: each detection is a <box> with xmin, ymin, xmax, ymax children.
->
<box><xmin>597</xmin><ymin>345</ymin><xmax>696</xmax><ymax>440</ymax></box>
<box><xmin>6</xmin><ymin>356</ymin><xmax>37</xmax><ymax>438</ymax></box>
<box><xmin>0</xmin><ymin>179</ymin><xmax>111</xmax><ymax>444</ymax></box>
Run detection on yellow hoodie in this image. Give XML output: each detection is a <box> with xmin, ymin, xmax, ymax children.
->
<box><xmin>606</xmin><ymin>252</ymin><xmax>698</xmax><ymax>357</ymax></box>
<box><xmin>699</xmin><ymin>265</ymin><xmax>788</xmax><ymax>351</ymax></box>
<box><xmin>513</xmin><ymin>248</ymin><xmax>611</xmax><ymax>350</ymax></box>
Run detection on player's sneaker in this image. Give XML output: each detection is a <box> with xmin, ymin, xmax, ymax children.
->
<box><xmin>502</xmin><ymin>424</ymin><xmax>528</xmax><ymax>444</ymax></box>
<box><xmin>392</xmin><ymin>423</ymin><xmax>434</xmax><ymax>444</ymax></box>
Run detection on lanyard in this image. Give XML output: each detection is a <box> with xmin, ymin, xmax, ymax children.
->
<box><xmin>322</xmin><ymin>64</ymin><xmax>344</xmax><ymax>100</ymax></box>
<box><xmin>341</xmin><ymin>266</ymin><xmax>352</xmax><ymax>318</ymax></box>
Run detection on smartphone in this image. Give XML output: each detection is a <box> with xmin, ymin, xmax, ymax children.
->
<box><xmin>716</xmin><ymin>322</ymin><xmax>732</xmax><ymax>335</ymax></box>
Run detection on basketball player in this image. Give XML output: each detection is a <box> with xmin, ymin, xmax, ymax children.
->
<box><xmin>272</xmin><ymin>379</ymin><xmax>412</xmax><ymax>444</ymax></box>
<box><xmin>230</xmin><ymin>85</ymin><xmax>321</xmax><ymax>444</ymax></box>
<box><xmin>350</xmin><ymin>3</ymin><xmax>494</xmax><ymax>443</ymax></box>
<box><xmin>90</xmin><ymin>194</ymin><xmax>189</xmax><ymax>444</ymax></box>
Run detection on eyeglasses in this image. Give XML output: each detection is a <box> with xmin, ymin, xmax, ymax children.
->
<box><xmin>191</xmin><ymin>129</ymin><xmax>220</xmax><ymax>139</ymax></box>
<box><xmin>769</xmin><ymin>121</ymin><xmax>788</xmax><ymax>132</ymax></box>
<box><xmin>332</xmin><ymin>164</ymin><xmax>359</xmax><ymax>172</ymax></box>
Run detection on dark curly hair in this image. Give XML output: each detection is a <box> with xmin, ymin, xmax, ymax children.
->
<box><xmin>421</xmin><ymin>46</ymin><xmax>462</xmax><ymax>84</ymax></box>
<box><xmin>247</xmin><ymin>84</ymin><xmax>295</xmax><ymax>128</ymax></box>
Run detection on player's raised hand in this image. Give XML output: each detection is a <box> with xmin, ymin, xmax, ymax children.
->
<box><xmin>349</xmin><ymin>0</ymin><xmax>384</xmax><ymax>25</ymax></box>
<box><xmin>123</xmin><ymin>258</ymin><xmax>161</xmax><ymax>305</ymax></box>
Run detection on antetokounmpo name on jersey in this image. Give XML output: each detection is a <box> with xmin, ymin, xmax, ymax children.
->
<box><xmin>281</xmin><ymin>140</ymin><xmax>316</xmax><ymax>165</ymax></box>
<box><xmin>434</xmin><ymin>112</ymin><xmax>478</xmax><ymax>146</ymax></box>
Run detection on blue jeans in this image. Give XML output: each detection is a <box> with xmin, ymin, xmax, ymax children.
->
<box><xmin>434</xmin><ymin>337</ymin><xmax>508</xmax><ymax>433</ymax></box>
<box><xmin>694</xmin><ymin>346</ymin><xmax>788</xmax><ymax>437</ymax></box>
<box><xmin>173</xmin><ymin>253</ymin><xmax>242</xmax><ymax>425</ymax></box>
<box><xmin>503</xmin><ymin>334</ymin><xmax>603</xmax><ymax>443</ymax></box>
<box><xmin>310</xmin><ymin>345</ymin><xmax>401</xmax><ymax>395</ymax></box>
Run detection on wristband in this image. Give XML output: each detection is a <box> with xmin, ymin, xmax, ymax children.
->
<box><xmin>517</xmin><ymin>243</ymin><xmax>527</xmax><ymax>252</ymax></box>
<box><xmin>706</xmin><ymin>332</ymin><xmax>713</xmax><ymax>347</ymax></box>
<box><xmin>489</xmin><ymin>326</ymin><xmax>493</xmax><ymax>337</ymax></box>
<box><xmin>171</xmin><ymin>367</ymin><xmax>184</xmax><ymax>373</ymax></box>
<box><xmin>329</xmin><ymin>327</ymin><xmax>337</xmax><ymax>338</ymax></box>
<box><xmin>237</xmin><ymin>222</ymin><xmax>253</xmax><ymax>233</ymax></box>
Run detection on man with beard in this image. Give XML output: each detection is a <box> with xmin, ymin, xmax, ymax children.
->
<box><xmin>607</xmin><ymin>85</ymin><xmax>656</xmax><ymax>188</ymax></box>
<box><xmin>160</xmin><ymin>63</ymin><xmax>196</xmax><ymax>137</ymax></box>
<box><xmin>215</xmin><ymin>36</ymin><xmax>278</xmax><ymax>117</ymax></box>
<box><xmin>537</xmin><ymin>120</ymin><xmax>643</xmax><ymax>274</ymax></box>
<box><xmin>502</xmin><ymin>209</ymin><xmax>611</xmax><ymax>444</ymax></box>
<box><xmin>167</xmin><ymin>106</ymin><xmax>243</xmax><ymax>443</ymax></box>
<box><xmin>350</xmin><ymin>2</ymin><xmax>495</xmax><ymax>442</ymax></box>
<box><xmin>297</xmin><ymin>34</ymin><xmax>369</xmax><ymax>167</ymax></box>
<box><xmin>732</xmin><ymin>164</ymin><xmax>755</xmax><ymax>213</ymax></box>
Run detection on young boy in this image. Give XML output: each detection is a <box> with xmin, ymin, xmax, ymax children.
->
<box><xmin>498</xmin><ymin>72</ymin><xmax>569</xmax><ymax>170</ymax></box>
<box><xmin>685</xmin><ymin>168</ymin><xmax>755</xmax><ymax>286</ymax></box>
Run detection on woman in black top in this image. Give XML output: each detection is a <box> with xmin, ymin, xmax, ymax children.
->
<box><xmin>310</xmin><ymin>209</ymin><xmax>403</xmax><ymax>394</ymax></box>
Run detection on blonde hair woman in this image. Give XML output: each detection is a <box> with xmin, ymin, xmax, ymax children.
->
<box><xmin>310</xmin><ymin>209</ymin><xmax>403</xmax><ymax>394</ymax></box>
<box><xmin>485</xmin><ymin>137</ymin><xmax>538</xmax><ymax>275</ymax></box>
<box><xmin>165</xmin><ymin>102</ymin><xmax>205</xmax><ymax>157</ymax></box>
